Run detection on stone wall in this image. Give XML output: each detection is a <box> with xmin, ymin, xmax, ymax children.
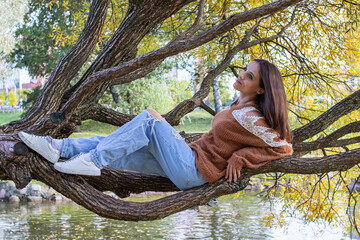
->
<box><xmin>0</xmin><ymin>181</ymin><xmax>69</xmax><ymax>203</ymax></box>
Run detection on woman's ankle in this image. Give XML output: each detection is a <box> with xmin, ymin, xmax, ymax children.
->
<box><xmin>82</xmin><ymin>152</ymin><xmax>93</xmax><ymax>162</ymax></box>
<box><xmin>50</xmin><ymin>138</ymin><xmax>64</xmax><ymax>152</ymax></box>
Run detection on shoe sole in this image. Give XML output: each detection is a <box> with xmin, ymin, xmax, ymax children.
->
<box><xmin>54</xmin><ymin>164</ymin><xmax>101</xmax><ymax>176</ymax></box>
<box><xmin>19</xmin><ymin>132</ymin><xmax>59</xmax><ymax>163</ymax></box>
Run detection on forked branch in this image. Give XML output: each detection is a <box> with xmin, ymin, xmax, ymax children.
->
<box><xmin>293</xmin><ymin>89</ymin><xmax>360</xmax><ymax>142</ymax></box>
<box><xmin>61</xmin><ymin>0</ymin><xmax>303</xmax><ymax>116</ymax></box>
<box><xmin>25</xmin><ymin>143</ymin><xmax>360</xmax><ymax>221</ymax></box>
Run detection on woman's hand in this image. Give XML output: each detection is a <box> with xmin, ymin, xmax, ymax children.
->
<box><xmin>225</xmin><ymin>162</ymin><xmax>241</xmax><ymax>183</ymax></box>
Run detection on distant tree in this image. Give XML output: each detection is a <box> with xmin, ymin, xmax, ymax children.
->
<box><xmin>0</xmin><ymin>0</ymin><xmax>27</xmax><ymax>102</ymax></box>
<box><xmin>7</xmin><ymin>91</ymin><xmax>18</xmax><ymax>106</ymax></box>
<box><xmin>9</xmin><ymin>0</ymin><xmax>88</xmax><ymax>77</ymax></box>
<box><xmin>0</xmin><ymin>59</ymin><xmax>13</xmax><ymax>92</ymax></box>
<box><xmin>0</xmin><ymin>91</ymin><xmax>5</xmax><ymax>105</ymax></box>
<box><xmin>0</xmin><ymin>0</ymin><xmax>27</xmax><ymax>54</ymax></box>
<box><xmin>212</xmin><ymin>77</ymin><xmax>222</xmax><ymax>113</ymax></box>
<box><xmin>21</xmin><ymin>87</ymin><xmax>41</xmax><ymax>115</ymax></box>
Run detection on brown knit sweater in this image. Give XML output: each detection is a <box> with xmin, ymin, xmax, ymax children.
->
<box><xmin>188</xmin><ymin>102</ymin><xmax>293</xmax><ymax>183</ymax></box>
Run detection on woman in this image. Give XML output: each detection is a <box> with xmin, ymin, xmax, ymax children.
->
<box><xmin>19</xmin><ymin>59</ymin><xmax>293</xmax><ymax>190</ymax></box>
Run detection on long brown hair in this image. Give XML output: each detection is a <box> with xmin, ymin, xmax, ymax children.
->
<box><xmin>253</xmin><ymin>59</ymin><xmax>293</xmax><ymax>142</ymax></box>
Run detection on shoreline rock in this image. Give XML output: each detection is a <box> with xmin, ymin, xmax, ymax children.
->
<box><xmin>9</xmin><ymin>195</ymin><xmax>20</xmax><ymax>203</ymax></box>
<box><xmin>0</xmin><ymin>181</ymin><xmax>68</xmax><ymax>203</ymax></box>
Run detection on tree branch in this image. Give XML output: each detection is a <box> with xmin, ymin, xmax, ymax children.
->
<box><xmin>62</xmin><ymin>0</ymin><xmax>197</xmax><ymax>111</ymax></box>
<box><xmin>81</xmin><ymin>19</ymin><xmax>293</xmax><ymax>127</ymax></box>
<box><xmin>1</xmin><ymin>0</ymin><xmax>197</xmax><ymax>135</ymax></box>
<box><xmin>110</xmin><ymin>61</ymin><xmax>163</xmax><ymax>85</ymax></box>
<box><xmin>247</xmin><ymin>148</ymin><xmax>360</xmax><ymax>176</ymax></box>
<box><xmin>80</xmin><ymin>104</ymin><xmax>135</xmax><ymax>127</ymax></box>
<box><xmin>293</xmin><ymin>89</ymin><xmax>360</xmax><ymax>142</ymax></box>
<box><xmin>172</xmin><ymin>0</ymin><xmax>206</xmax><ymax>41</ymax></box>
<box><xmin>165</xmin><ymin>25</ymin><xmax>290</xmax><ymax>124</ymax></box>
<box><xmin>22</xmin><ymin>143</ymin><xmax>360</xmax><ymax>221</ymax></box>
<box><xmin>320</xmin><ymin>121</ymin><xmax>360</xmax><ymax>142</ymax></box>
<box><xmin>294</xmin><ymin>137</ymin><xmax>360</xmax><ymax>156</ymax></box>
<box><xmin>33</xmin><ymin>158</ymin><xmax>247</xmax><ymax>221</ymax></box>
<box><xmin>95</xmin><ymin>0</ymin><xmax>301</xmax><ymax>82</ymax></box>
<box><xmin>293</xmin><ymin>121</ymin><xmax>360</xmax><ymax>152</ymax></box>
<box><xmin>109</xmin><ymin>0</ymin><xmax>208</xmax><ymax>87</ymax></box>
<box><xmin>61</xmin><ymin>0</ymin><xmax>302</xmax><ymax>116</ymax></box>
<box><xmin>2</xmin><ymin>118</ymin><xmax>360</xmax><ymax>222</ymax></box>
<box><xmin>80</xmin><ymin>104</ymin><xmax>205</xmax><ymax>144</ymax></box>
<box><xmin>84</xmin><ymin>167</ymin><xmax>179</xmax><ymax>198</ymax></box>
<box><xmin>229</xmin><ymin>65</ymin><xmax>241</xmax><ymax>77</ymax></box>
<box><xmin>200</xmin><ymin>102</ymin><xmax>216</xmax><ymax>116</ymax></box>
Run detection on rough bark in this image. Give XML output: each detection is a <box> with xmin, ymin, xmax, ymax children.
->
<box><xmin>1</xmin><ymin>131</ymin><xmax>359</xmax><ymax>221</ymax></box>
<box><xmin>293</xmin><ymin>89</ymin><xmax>360</xmax><ymax>142</ymax></box>
<box><xmin>6</xmin><ymin>0</ymin><xmax>111</xmax><ymax>131</ymax></box>
<box><xmin>1</xmin><ymin>0</ymin><xmax>196</xmax><ymax>134</ymax></box>
<box><xmin>60</xmin><ymin>0</ymin><xmax>302</xmax><ymax>117</ymax></box>
<box><xmin>63</xmin><ymin>0</ymin><xmax>197</xmax><ymax>112</ymax></box>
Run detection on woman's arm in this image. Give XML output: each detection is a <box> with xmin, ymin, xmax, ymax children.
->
<box><xmin>226</xmin><ymin>108</ymin><xmax>293</xmax><ymax>182</ymax></box>
<box><xmin>226</xmin><ymin>144</ymin><xmax>293</xmax><ymax>182</ymax></box>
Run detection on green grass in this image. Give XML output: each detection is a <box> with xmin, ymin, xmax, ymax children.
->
<box><xmin>0</xmin><ymin>112</ymin><xmax>22</xmax><ymax>125</ymax></box>
<box><xmin>173</xmin><ymin>110</ymin><xmax>213</xmax><ymax>133</ymax></box>
<box><xmin>71</xmin><ymin>110</ymin><xmax>213</xmax><ymax>138</ymax></box>
<box><xmin>70</xmin><ymin>119</ymin><xmax>119</xmax><ymax>138</ymax></box>
<box><xmin>0</xmin><ymin>110</ymin><xmax>213</xmax><ymax>137</ymax></box>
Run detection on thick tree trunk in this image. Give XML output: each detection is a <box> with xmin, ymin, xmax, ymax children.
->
<box><xmin>1</xmin><ymin>0</ymin><xmax>360</xmax><ymax>222</ymax></box>
<box><xmin>109</xmin><ymin>86</ymin><xmax>120</xmax><ymax>104</ymax></box>
<box><xmin>212</xmin><ymin>76</ymin><xmax>222</xmax><ymax>113</ymax></box>
<box><xmin>8</xmin><ymin>0</ymin><xmax>111</xmax><ymax>130</ymax></box>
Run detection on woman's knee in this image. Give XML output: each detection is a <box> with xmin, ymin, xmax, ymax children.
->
<box><xmin>146</xmin><ymin>109</ymin><xmax>163</xmax><ymax>120</ymax></box>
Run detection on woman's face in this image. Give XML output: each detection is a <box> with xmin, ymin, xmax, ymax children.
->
<box><xmin>233</xmin><ymin>61</ymin><xmax>263</xmax><ymax>96</ymax></box>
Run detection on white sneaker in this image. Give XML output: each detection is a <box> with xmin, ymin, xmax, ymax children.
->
<box><xmin>18</xmin><ymin>131</ymin><xmax>60</xmax><ymax>163</ymax></box>
<box><xmin>54</xmin><ymin>154</ymin><xmax>101</xmax><ymax>176</ymax></box>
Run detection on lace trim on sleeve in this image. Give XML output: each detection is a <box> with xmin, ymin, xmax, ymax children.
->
<box><xmin>232</xmin><ymin>107</ymin><xmax>292</xmax><ymax>147</ymax></box>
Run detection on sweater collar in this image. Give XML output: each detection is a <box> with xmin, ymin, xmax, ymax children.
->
<box><xmin>230</xmin><ymin>97</ymin><xmax>259</xmax><ymax>109</ymax></box>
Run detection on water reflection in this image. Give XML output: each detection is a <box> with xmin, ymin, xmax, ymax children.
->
<box><xmin>0</xmin><ymin>194</ymin><xmax>355</xmax><ymax>239</ymax></box>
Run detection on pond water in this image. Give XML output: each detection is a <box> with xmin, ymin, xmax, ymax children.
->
<box><xmin>0</xmin><ymin>193</ymin><xmax>356</xmax><ymax>240</ymax></box>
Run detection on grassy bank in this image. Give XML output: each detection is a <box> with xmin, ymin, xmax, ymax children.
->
<box><xmin>0</xmin><ymin>110</ymin><xmax>213</xmax><ymax>138</ymax></box>
<box><xmin>71</xmin><ymin>110</ymin><xmax>213</xmax><ymax>138</ymax></box>
<box><xmin>0</xmin><ymin>112</ymin><xmax>22</xmax><ymax>125</ymax></box>
<box><xmin>173</xmin><ymin>110</ymin><xmax>213</xmax><ymax>133</ymax></box>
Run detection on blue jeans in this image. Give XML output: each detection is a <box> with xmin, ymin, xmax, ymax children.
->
<box><xmin>60</xmin><ymin>110</ymin><xmax>207</xmax><ymax>190</ymax></box>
